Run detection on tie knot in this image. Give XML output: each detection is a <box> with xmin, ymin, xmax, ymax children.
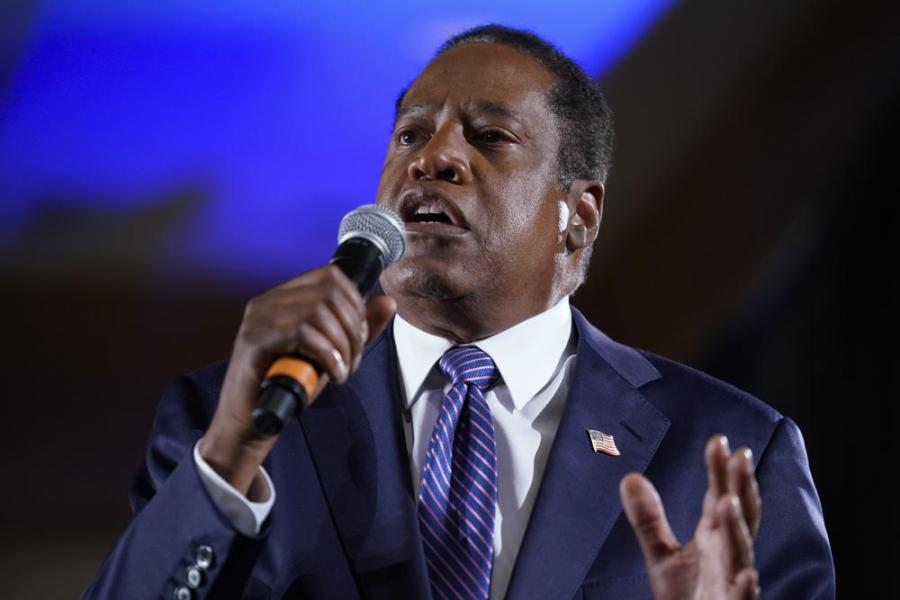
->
<box><xmin>438</xmin><ymin>345</ymin><xmax>499</xmax><ymax>391</ymax></box>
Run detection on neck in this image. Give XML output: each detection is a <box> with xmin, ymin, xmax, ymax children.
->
<box><xmin>394</xmin><ymin>291</ymin><xmax>568</xmax><ymax>343</ymax></box>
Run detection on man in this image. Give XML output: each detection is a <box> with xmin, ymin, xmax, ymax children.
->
<box><xmin>87</xmin><ymin>25</ymin><xmax>834</xmax><ymax>599</ymax></box>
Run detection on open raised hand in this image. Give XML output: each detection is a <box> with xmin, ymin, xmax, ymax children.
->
<box><xmin>620</xmin><ymin>435</ymin><xmax>761</xmax><ymax>599</ymax></box>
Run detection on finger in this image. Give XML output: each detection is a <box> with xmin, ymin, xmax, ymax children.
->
<box><xmin>364</xmin><ymin>294</ymin><xmax>398</xmax><ymax>344</ymax></box>
<box><xmin>619</xmin><ymin>473</ymin><xmax>679</xmax><ymax>565</ymax></box>
<box><xmin>324</xmin><ymin>265</ymin><xmax>366</xmax><ymax>317</ymax></box>
<box><xmin>324</xmin><ymin>288</ymin><xmax>366</xmax><ymax>371</ymax></box>
<box><xmin>282</xmin><ymin>263</ymin><xmax>363</xmax><ymax>296</ymax></box>
<box><xmin>719</xmin><ymin>494</ymin><xmax>754</xmax><ymax>580</ymax></box>
<box><xmin>278</xmin><ymin>265</ymin><xmax>365</xmax><ymax>317</ymax></box>
<box><xmin>307</xmin><ymin>304</ymin><xmax>355</xmax><ymax>382</ymax></box>
<box><xmin>294</xmin><ymin>323</ymin><xmax>348</xmax><ymax>384</ymax></box>
<box><xmin>728</xmin><ymin>448</ymin><xmax>761</xmax><ymax>538</ymax></box>
<box><xmin>703</xmin><ymin>435</ymin><xmax>731</xmax><ymax>525</ymax></box>
<box><xmin>270</xmin><ymin>266</ymin><xmax>322</xmax><ymax>291</ymax></box>
<box><xmin>349</xmin><ymin>295</ymin><xmax>397</xmax><ymax>372</ymax></box>
<box><xmin>267</xmin><ymin>276</ymin><xmax>364</xmax><ymax>364</ymax></box>
<box><xmin>727</xmin><ymin>567</ymin><xmax>759</xmax><ymax>600</ymax></box>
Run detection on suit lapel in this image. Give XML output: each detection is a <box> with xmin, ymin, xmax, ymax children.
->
<box><xmin>298</xmin><ymin>324</ymin><xmax>430</xmax><ymax>599</ymax></box>
<box><xmin>298</xmin><ymin>308</ymin><xmax>669</xmax><ymax>599</ymax></box>
<box><xmin>505</xmin><ymin>309</ymin><xmax>670</xmax><ymax>600</ymax></box>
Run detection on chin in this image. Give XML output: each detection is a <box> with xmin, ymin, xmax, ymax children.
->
<box><xmin>381</xmin><ymin>263</ymin><xmax>469</xmax><ymax>301</ymax></box>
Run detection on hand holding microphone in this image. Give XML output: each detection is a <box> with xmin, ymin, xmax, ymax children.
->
<box><xmin>199</xmin><ymin>205</ymin><xmax>405</xmax><ymax>495</ymax></box>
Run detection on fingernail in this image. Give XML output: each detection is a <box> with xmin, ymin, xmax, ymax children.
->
<box><xmin>742</xmin><ymin>448</ymin><xmax>753</xmax><ymax>462</ymax></box>
<box><xmin>730</xmin><ymin>495</ymin><xmax>741</xmax><ymax>515</ymax></box>
<box><xmin>332</xmin><ymin>349</ymin><xmax>348</xmax><ymax>382</ymax></box>
<box><xmin>352</xmin><ymin>354</ymin><xmax>361</xmax><ymax>372</ymax></box>
<box><xmin>720</xmin><ymin>436</ymin><xmax>730</xmax><ymax>452</ymax></box>
<box><xmin>360</xmin><ymin>320</ymin><xmax>369</xmax><ymax>343</ymax></box>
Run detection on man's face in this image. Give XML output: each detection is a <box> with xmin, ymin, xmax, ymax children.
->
<box><xmin>377</xmin><ymin>43</ymin><xmax>568</xmax><ymax>312</ymax></box>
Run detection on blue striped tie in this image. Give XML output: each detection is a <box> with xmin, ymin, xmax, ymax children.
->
<box><xmin>418</xmin><ymin>345</ymin><xmax>500</xmax><ymax>600</ymax></box>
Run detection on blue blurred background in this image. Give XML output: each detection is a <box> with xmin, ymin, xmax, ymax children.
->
<box><xmin>1</xmin><ymin>0</ymin><xmax>670</xmax><ymax>286</ymax></box>
<box><xmin>1</xmin><ymin>0</ymin><xmax>897</xmax><ymax>596</ymax></box>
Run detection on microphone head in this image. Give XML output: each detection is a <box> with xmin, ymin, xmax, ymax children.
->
<box><xmin>338</xmin><ymin>204</ymin><xmax>406</xmax><ymax>266</ymax></box>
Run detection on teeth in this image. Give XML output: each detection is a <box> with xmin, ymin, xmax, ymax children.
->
<box><xmin>414</xmin><ymin>205</ymin><xmax>444</xmax><ymax>215</ymax></box>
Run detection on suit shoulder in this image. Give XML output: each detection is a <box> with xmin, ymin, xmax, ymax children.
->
<box><xmin>179</xmin><ymin>360</ymin><xmax>229</xmax><ymax>401</ymax></box>
<box><xmin>636</xmin><ymin>349</ymin><xmax>783</xmax><ymax>429</ymax></box>
<box><xmin>152</xmin><ymin>360</ymin><xmax>229</xmax><ymax>431</ymax></box>
<box><xmin>572</xmin><ymin>309</ymin><xmax>782</xmax><ymax>431</ymax></box>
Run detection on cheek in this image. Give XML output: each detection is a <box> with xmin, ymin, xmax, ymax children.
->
<box><xmin>375</xmin><ymin>155</ymin><xmax>405</xmax><ymax>197</ymax></box>
<box><xmin>487</xmin><ymin>181</ymin><xmax>559</xmax><ymax>249</ymax></box>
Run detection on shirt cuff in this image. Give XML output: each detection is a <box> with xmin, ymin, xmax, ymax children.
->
<box><xmin>193</xmin><ymin>440</ymin><xmax>276</xmax><ymax>536</ymax></box>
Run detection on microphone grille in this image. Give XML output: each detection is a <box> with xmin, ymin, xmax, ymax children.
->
<box><xmin>337</xmin><ymin>204</ymin><xmax>406</xmax><ymax>266</ymax></box>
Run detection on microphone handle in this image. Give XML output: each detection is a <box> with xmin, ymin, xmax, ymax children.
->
<box><xmin>251</xmin><ymin>238</ymin><xmax>386</xmax><ymax>435</ymax></box>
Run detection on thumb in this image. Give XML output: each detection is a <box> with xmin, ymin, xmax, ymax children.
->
<box><xmin>363</xmin><ymin>294</ymin><xmax>397</xmax><ymax>344</ymax></box>
<box><xmin>620</xmin><ymin>473</ymin><xmax>680</xmax><ymax>566</ymax></box>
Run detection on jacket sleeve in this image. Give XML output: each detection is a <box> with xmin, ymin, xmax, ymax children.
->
<box><xmin>754</xmin><ymin>416</ymin><xmax>836</xmax><ymax>598</ymax></box>
<box><xmin>84</xmin><ymin>372</ymin><xmax>270</xmax><ymax>600</ymax></box>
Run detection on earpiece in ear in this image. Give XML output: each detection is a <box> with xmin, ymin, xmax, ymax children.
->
<box><xmin>558</xmin><ymin>200</ymin><xmax>570</xmax><ymax>232</ymax></box>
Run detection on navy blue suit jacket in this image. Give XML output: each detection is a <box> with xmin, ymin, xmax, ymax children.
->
<box><xmin>87</xmin><ymin>308</ymin><xmax>835</xmax><ymax>598</ymax></box>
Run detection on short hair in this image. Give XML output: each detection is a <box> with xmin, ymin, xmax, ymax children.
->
<box><xmin>396</xmin><ymin>24</ymin><xmax>615</xmax><ymax>189</ymax></box>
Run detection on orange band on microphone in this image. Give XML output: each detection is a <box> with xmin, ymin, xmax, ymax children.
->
<box><xmin>265</xmin><ymin>357</ymin><xmax>319</xmax><ymax>399</ymax></box>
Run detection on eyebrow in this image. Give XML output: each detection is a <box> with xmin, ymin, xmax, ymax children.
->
<box><xmin>394</xmin><ymin>98</ymin><xmax>527</xmax><ymax>128</ymax></box>
<box><xmin>395</xmin><ymin>101</ymin><xmax>430</xmax><ymax>121</ymax></box>
<box><xmin>471</xmin><ymin>99</ymin><xmax>526</xmax><ymax>127</ymax></box>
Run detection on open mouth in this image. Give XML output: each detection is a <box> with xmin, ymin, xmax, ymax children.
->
<box><xmin>407</xmin><ymin>205</ymin><xmax>455</xmax><ymax>224</ymax></box>
<box><xmin>398</xmin><ymin>190</ymin><xmax>469</xmax><ymax>234</ymax></box>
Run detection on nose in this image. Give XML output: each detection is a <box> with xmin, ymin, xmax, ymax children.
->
<box><xmin>407</xmin><ymin>124</ymin><xmax>472</xmax><ymax>184</ymax></box>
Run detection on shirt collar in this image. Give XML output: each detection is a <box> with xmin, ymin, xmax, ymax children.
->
<box><xmin>393</xmin><ymin>296</ymin><xmax>573</xmax><ymax>411</ymax></box>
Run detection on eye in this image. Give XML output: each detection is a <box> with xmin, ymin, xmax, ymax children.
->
<box><xmin>397</xmin><ymin>129</ymin><xmax>420</xmax><ymax>145</ymax></box>
<box><xmin>474</xmin><ymin>129</ymin><xmax>508</xmax><ymax>144</ymax></box>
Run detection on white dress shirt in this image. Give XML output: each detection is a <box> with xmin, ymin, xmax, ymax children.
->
<box><xmin>195</xmin><ymin>297</ymin><xmax>576</xmax><ymax>599</ymax></box>
<box><xmin>194</xmin><ymin>440</ymin><xmax>275</xmax><ymax>536</ymax></box>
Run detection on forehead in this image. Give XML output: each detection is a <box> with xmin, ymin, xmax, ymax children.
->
<box><xmin>400</xmin><ymin>43</ymin><xmax>557</xmax><ymax>121</ymax></box>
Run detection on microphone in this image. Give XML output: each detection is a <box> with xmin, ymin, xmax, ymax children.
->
<box><xmin>251</xmin><ymin>204</ymin><xmax>406</xmax><ymax>435</ymax></box>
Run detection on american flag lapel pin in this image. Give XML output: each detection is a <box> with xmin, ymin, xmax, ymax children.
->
<box><xmin>586</xmin><ymin>429</ymin><xmax>621</xmax><ymax>456</ymax></box>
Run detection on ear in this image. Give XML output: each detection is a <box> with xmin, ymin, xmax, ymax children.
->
<box><xmin>564</xmin><ymin>180</ymin><xmax>604</xmax><ymax>252</ymax></box>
